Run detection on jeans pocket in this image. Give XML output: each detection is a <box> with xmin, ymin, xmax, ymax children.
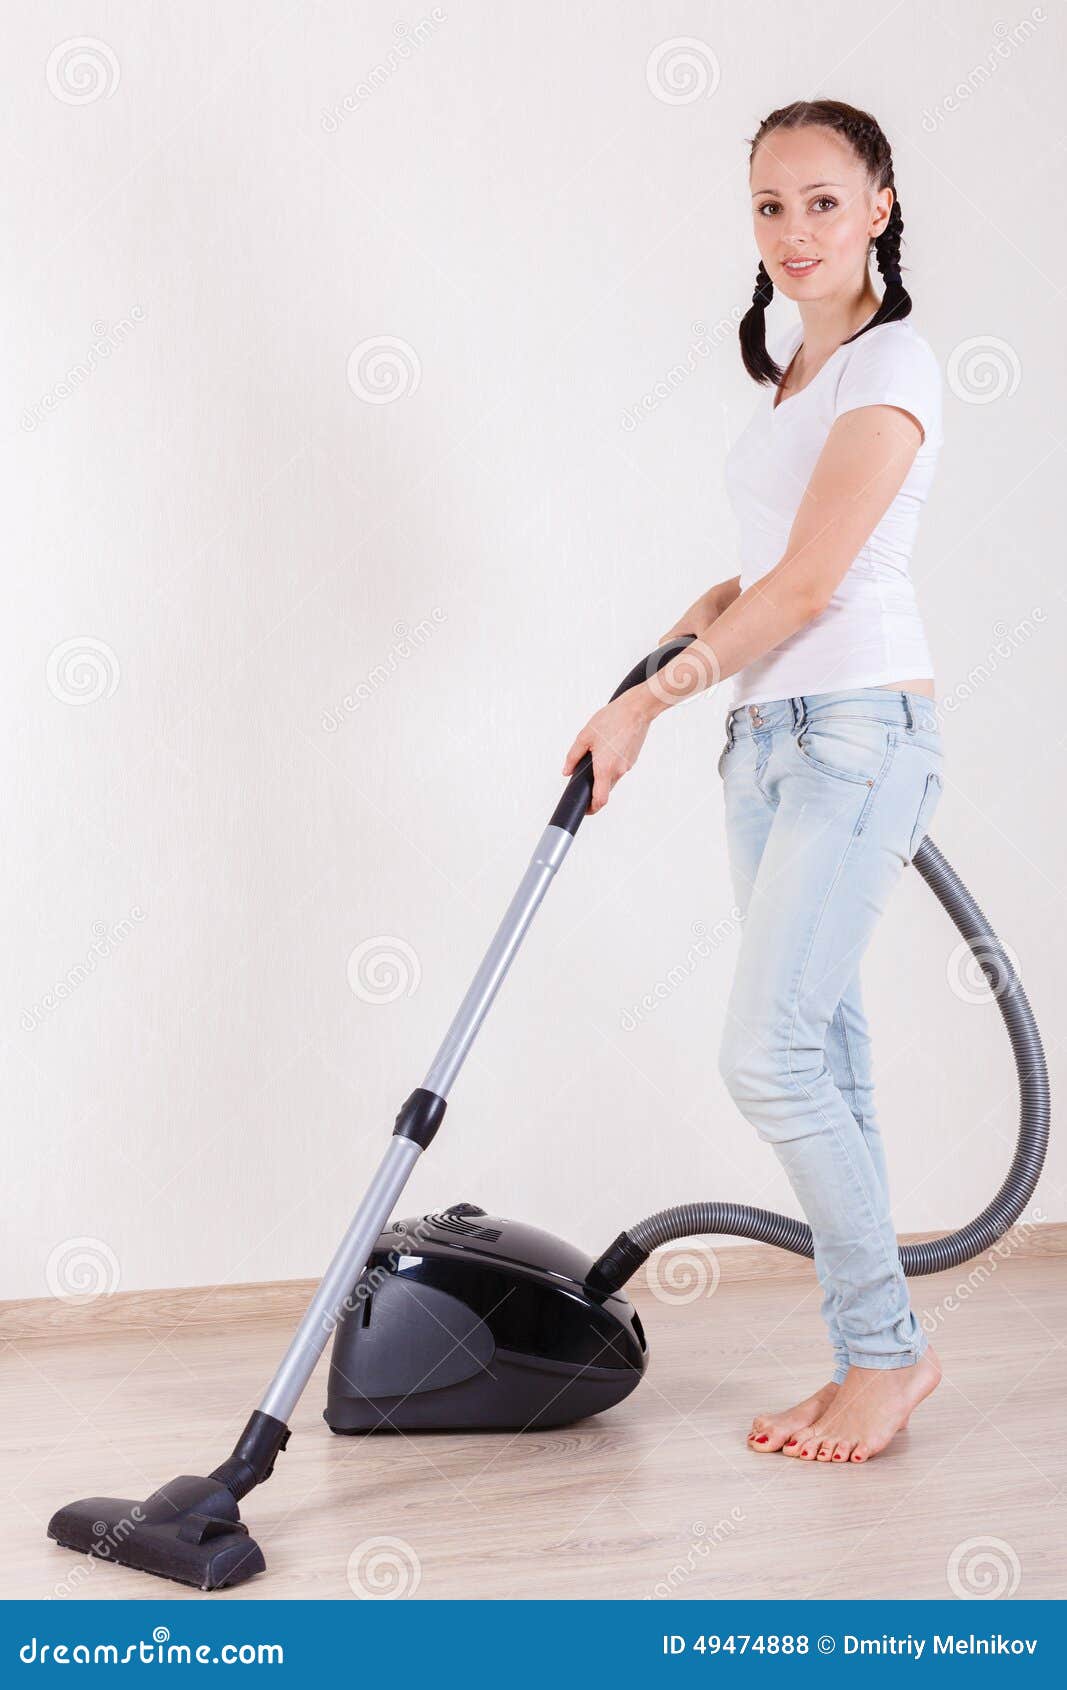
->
<box><xmin>908</xmin><ymin>770</ymin><xmax>943</xmax><ymax>861</ymax></box>
<box><xmin>795</xmin><ymin>716</ymin><xmax>889</xmax><ymax>786</ymax></box>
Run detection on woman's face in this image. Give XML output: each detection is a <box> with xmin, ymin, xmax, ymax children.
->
<box><xmin>749</xmin><ymin>126</ymin><xmax>891</xmax><ymax>302</ymax></box>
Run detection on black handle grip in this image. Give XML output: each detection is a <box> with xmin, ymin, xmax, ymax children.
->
<box><xmin>549</xmin><ymin>634</ymin><xmax>699</xmax><ymax>836</ymax></box>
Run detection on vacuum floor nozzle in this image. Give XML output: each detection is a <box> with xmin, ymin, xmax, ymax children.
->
<box><xmin>47</xmin><ymin>1475</ymin><xmax>265</xmax><ymax>1591</ymax></box>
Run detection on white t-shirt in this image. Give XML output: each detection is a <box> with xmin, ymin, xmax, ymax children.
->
<box><xmin>723</xmin><ymin>318</ymin><xmax>943</xmax><ymax>709</ymax></box>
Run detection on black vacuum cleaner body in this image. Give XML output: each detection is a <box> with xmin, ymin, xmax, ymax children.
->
<box><xmin>47</xmin><ymin>638</ymin><xmax>1050</xmax><ymax>1589</ymax></box>
<box><xmin>325</xmin><ymin>1205</ymin><xmax>648</xmax><ymax>1432</ymax></box>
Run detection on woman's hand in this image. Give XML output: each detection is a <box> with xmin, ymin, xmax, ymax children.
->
<box><xmin>659</xmin><ymin>582</ymin><xmax>730</xmax><ymax>645</ymax></box>
<box><xmin>658</xmin><ymin>618</ymin><xmax>698</xmax><ymax>646</ymax></box>
<box><xmin>561</xmin><ymin>690</ymin><xmax>655</xmax><ymax>815</ymax></box>
<box><xmin>662</xmin><ymin>584</ymin><xmax>723</xmax><ymax>642</ymax></box>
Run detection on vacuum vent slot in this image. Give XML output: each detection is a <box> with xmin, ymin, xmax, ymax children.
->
<box><xmin>424</xmin><ymin>1211</ymin><xmax>503</xmax><ymax>1243</ymax></box>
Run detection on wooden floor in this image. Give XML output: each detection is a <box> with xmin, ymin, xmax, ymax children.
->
<box><xmin>3</xmin><ymin>1250</ymin><xmax>1064</xmax><ymax>1602</ymax></box>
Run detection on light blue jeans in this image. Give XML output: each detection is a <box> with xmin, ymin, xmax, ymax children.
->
<box><xmin>716</xmin><ymin>687</ymin><xmax>945</xmax><ymax>1382</ymax></box>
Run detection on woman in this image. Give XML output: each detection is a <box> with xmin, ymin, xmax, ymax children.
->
<box><xmin>562</xmin><ymin>100</ymin><xmax>945</xmax><ymax>1465</ymax></box>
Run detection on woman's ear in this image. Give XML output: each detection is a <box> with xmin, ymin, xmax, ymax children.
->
<box><xmin>869</xmin><ymin>185</ymin><xmax>894</xmax><ymax>240</ymax></box>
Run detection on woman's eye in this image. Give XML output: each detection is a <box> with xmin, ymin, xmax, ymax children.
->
<box><xmin>756</xmin><ymin>199</ymin><xmax>835</xmax><ymax>216</ymax></box>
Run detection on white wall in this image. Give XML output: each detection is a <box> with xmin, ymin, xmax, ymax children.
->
<box><xmin>4</xmin><ymin>0</ymin><xmax>1063</xmax><ymax>1300</ymax></box>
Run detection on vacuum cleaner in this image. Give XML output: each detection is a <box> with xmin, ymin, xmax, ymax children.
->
<box><xmin>48</xmin><ymin>637</ymin><xmax>1049</xmax><ymax>1588</ymax></box>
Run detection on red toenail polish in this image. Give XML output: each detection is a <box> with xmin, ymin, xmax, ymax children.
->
<box><xmin>833</xmin><ymin>1453</ymin><xmax>842</xmax><ymax>1459</ymax></box>
<box><xmin>755</xmin><ymin>1435</ymin><xmax>768</xmax><ymax>1443</ymax></box>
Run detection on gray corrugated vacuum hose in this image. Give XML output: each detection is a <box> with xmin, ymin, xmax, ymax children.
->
<box><xmin>588</xmin><ymin>836</ymin><xmax>1050</xmax><ymax>1294</ymax></box>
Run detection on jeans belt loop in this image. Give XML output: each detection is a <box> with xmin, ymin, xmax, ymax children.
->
<box><xmin>791</xmin><ymin>695</ymin><xmax>807</xmax><ymax>732</ymax></box>
<box><xmin>901</xmin><ymin>691</ymin><xmax>915</xmax><ymax>733</ymax></box>
<box><xmin>725</xmin><ymin>709</ymin><xmax>736</xmax><ymax>747</ymax></box>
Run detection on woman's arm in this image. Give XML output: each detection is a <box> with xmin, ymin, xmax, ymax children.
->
<box><xmin>649</xmin><ymin>404</ymin><xmax>924</xmax><ymax>712</ymax></box>
<box><xmin>659</xmin><ymin>575</ymin><xmax>742</xmax><ymax>643</ymax></box>
<box><xmin>563</xmin><ymin>404</ymin><xmax>923</xmax><ymax>811</ymax></box>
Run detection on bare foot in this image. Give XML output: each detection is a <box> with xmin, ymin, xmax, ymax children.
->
<box><xmin>746</xmin><ymin>1380</ymin><xmax>841</xmax><ymax>1453</ymax></box>
<box><xmin>782</xmin><ymin>1347</ymin><xmax>942</xmax><ymax>1464</ymax></box>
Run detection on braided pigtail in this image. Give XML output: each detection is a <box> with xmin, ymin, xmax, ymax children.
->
<box><xmin>852</xmin><ymin>195</ymin><xmax>912</xmax><ymax>334</ymax></box>
<box><xmin>739</xmin><ymin>260</ymin><xmax>782</xmax><ymax>386</ymax></box>
<box><xmin>739</xmin><ymin>99</ymin><xmax>914</xmax><ymax>380</ymax></box>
